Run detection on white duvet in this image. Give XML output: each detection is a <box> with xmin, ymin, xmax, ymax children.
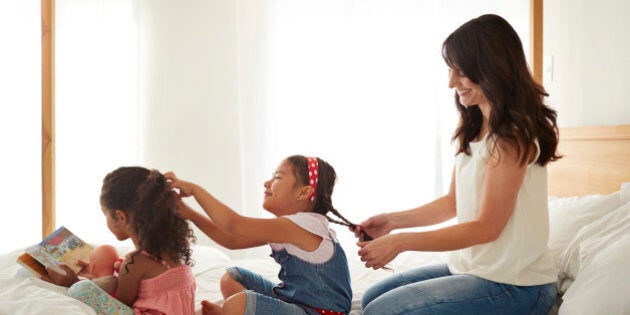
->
<box><xmin>0</xmin><ymin>243</ymin><xmax>448</xmax><ymax>315</ymax></box>
<box><xmin>4</xmin><ymin>186</ymin><xmax>628</xmax><ymax>315</ymax></box>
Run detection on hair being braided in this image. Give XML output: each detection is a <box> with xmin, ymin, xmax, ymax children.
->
<box><xmin>286</xmin><ymin>155</ymin><xmax>373</xmax><ymax>241</ymax></box>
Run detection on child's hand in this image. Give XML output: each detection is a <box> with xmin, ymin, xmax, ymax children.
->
<box><xmin>76</xmin><ymin>259</ymin><xmax>94</xmax><ymax>279</ymax></box>
<box><xmin>175</xmin><ymin>198</ymin><xmax>197</xmax><ymax>220</ymax></box>
<box><xmin>42</xmin><ymin>264</ymin><xmax>80</xmax><ymax>287</ymax></box>
<box><xmin>164</xmin><ymin>171</ymin><xmax>194</xmax><ymax>197</ymax></box>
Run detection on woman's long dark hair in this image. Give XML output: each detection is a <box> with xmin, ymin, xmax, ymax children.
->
<box><xmin>286</xmin><ymin>155</ymin><xmax>373</xmax><ymax>240</ymax></box>
<box><xmin>100</xmin><ymin>166</ymin><xmax>196</xmax><ymax>270</ymax></box>
<box><xmin>442</xmin><ymin>14</ymin><xmax>561</xmax><ymax>166</ymax></box>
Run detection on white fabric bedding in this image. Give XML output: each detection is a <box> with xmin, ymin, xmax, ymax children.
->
<box><xmin>0</xmin><ymin>243</ymin><xmax>448</xmax><ymax>315</ymax></box>
<box><xmin>0</xmin><ymin>245</ymin><xmax>232</xmax><ymax>315</ymax></box>
<box><xmin>2</xmin><ymin>184</ymin><xmax>628</xmax><ymax>315</ymax></box>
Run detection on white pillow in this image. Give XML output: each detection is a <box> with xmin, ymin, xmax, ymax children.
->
<box><xmin>557</xmin><ymin>202</ymin><xmax>630</xmax><ymax>293</ymax></box>
<box><xmin>190</xmin><ymin>245</ymin><xmax>230</xmax><ymax>275</ymax></box>
<box><xmin>111</xmin><ymin>244</ymin><xmax>230</xmax><ymax>276</ymax></box>
<box><xmin>558</xmin><ymin>234</ymin><xmax>630</xmax><ymax>315</ymax></box>
<box><xmin>547</xmin><ymin>191</ymin><xmax>621</xmax><ymax>268</ymax></box>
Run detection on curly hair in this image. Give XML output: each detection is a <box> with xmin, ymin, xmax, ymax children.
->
<box><xmin>286</xmin><ymin>155</ymin><xmax>373</xmax><ymax>240</ymax></box>
<box><xmin>100</xmin><ymin>166</ymin><xmax>196</xmax><ymax>269</ymax></box>
<box><xmin>442</xmin><ymin>14</ymin><xmax>561</xmax><ymax>166</ymax></box>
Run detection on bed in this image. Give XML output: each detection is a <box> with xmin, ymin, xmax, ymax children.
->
<box><xmin>1</xmin><ymin>124</ymin><xmax>628</xmax><ymax>315</ymax></box>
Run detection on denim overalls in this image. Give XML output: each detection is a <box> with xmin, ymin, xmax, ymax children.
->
<box><xmin>270</xmin><ymin>240</ymin><xmax>352</xmax><ymax>314</ymax></box>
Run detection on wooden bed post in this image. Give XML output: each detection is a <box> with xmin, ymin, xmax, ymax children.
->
<box><xmin>42</xmin><ymin>0</ymin><xmax>55</xmax><ymax>238</ymax></box>
<box><xmin>531</xmin><ymin>0</ymin><xmax>543</xmax><ymax>83</ymax></box>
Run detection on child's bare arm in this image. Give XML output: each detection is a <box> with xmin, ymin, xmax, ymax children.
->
<box><xmin>114</xmin><ymin>254</ymin><xmax>143</xmax><ymax>307</ymax></box>
<box><xmin>179</xmin><ymin>200</ymin><xmax>265</xmax><ymax>249</ymax></box>
<box><xmin>165</xmin><ymin>172</ymin><xmax>244</xmax><ymax>231</ymax></box>
<box><xmin>166</xmin><ymin>171</ymin><xmax>320</xmax><ymax>251</ymax></box>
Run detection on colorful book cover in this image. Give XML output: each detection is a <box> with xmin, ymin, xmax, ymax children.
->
<box><xmin>16</xmin><ymin>226</ymin><xmax>94</xmax><ymax>278</ymax></box>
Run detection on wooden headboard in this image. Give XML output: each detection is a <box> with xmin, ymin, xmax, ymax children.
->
<box><xmin>548</xmin><ymin>124</ymin><xmax>630</xmax><ymax>197</ymax></box>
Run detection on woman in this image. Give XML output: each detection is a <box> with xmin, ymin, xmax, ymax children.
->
<box><xmin>355</xmin><ymin>14</ymin><xmax>560</xmax><ymax>314</ymax></box>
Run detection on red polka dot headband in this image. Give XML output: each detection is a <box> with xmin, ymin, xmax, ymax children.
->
<box><xmin>306</xmin><ymin>157</ymin><xmax>318</xmax><ymax>202</ymax></box>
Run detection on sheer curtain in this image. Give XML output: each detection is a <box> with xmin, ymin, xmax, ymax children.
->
<box><xmin>0</xmin><ymin>0</ymin><xmax>42</xmax><ymax>254</ymax></box>
<box><xmin>55</xmin><ymin>0</ymin><xmax>139</xmax><ymax>247</ymax></box>
<box><xmin>236</xmin><ymin>0</ymin><xmax>531</xmax><ymax>248</ymax></box>
<box><xmin>3</xmin><ymin>0</ymin><xmax>529</xmax><ymax>256</ymax></box>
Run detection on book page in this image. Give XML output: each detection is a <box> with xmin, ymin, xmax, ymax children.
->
<box><xmin>27</xmin><ymin>226</ymin><xmax>94</xmax><ymax>275</ymax></box>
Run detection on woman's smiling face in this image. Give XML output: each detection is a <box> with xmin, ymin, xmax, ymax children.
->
<box><xmin>447</xmin><ymin>67</ymin><xmax>489</xmax><ymax>110</ymax></box>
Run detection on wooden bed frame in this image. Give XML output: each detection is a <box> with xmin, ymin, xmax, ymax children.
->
<box><xmin>548</xmin><ymin>124</ymin><xmax>630</xmax><ymax>197</ymax></box>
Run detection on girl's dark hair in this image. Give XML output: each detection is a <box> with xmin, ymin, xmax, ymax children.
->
<box><xmin>442</xmin><ymin>14</ymin><xmax>561</xmax><ymax>166</ymax></box>
<box><xmin>286</xmin><ymin>155</ymin><xmax>373</xmax><ymax>241</ymax></box>
<box><xmin>100</xmin><ymin>166</ymin><xmax>196</xmax><ymax>270</ymax></box>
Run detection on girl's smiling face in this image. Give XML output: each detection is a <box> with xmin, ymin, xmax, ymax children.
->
<box><xmin>262</xmin><ymin>159</ymin><xmax>309</xmax><ymax>216</ymax></box>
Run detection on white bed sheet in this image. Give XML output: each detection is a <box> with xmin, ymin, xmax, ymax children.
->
<box><xmin>0</xmin><ymin>243</ymin><xmax>448</xmax><ymax>315</ymax></box>
<box><xmin>0</xmin><ymin>245</ymin><xmax>232</xmax><ymax>315</ymax></box>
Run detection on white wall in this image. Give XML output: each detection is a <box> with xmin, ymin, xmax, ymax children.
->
<box><xmin>544</xmin><ymin>0</ymin><xmax>630</xmax><ymax>127</ymax></box>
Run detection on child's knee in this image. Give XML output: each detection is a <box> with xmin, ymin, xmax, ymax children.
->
<box><xmin>222</xmin><ymin>291</ymin><xmax>247</xmax><ymax>314</ymax></box>
<box><xmin>220</xmin><ymin>271</ymin><xmax>236</xmax><ymax>289</ymax></box>
<box><xmin>220</xmin><ymin>271</ymin><xmax>243</xmax><ymax>298</ymax></box>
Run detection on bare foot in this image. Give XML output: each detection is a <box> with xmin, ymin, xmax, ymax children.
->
<box><xmin>201</xmin><ymin>300</ymin><xmax>222</xmax><ymax>315</ymax></box>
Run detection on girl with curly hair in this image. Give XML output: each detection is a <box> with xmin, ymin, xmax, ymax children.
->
<box><xmin>46</xmin><ymin>166</ymin><xmax>197</xmax><ymax>314</ymax></box>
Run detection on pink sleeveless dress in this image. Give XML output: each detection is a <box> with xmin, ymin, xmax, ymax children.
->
<box><xmin>133</xmin><ymin>253</ymin><xmax>196</xmax><ymax>315</ymax></box>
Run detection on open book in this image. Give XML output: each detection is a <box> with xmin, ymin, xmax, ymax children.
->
<box><xmin>16</xmin><ymin>226</ymin><xmax>94</xmax><ymax>278</ymax></box>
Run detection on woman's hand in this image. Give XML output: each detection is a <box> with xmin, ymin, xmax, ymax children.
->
<box><xmin>354</xmin><ymin>213</ymin><xmax>395</xmax><ymax>240</ymax></box>
<box><xmin>164</xmin><ymin>171</ymin><xmax>195</xmax><ymax>197</ymax></box>
<box><xmin>357</xmin><ymin>234</ymin><xmax>401</xmax><ymax>270</ymax></box>
<box><xmin>42</xmin><ymin>264</ymin><xmax>80</xmax><ymax>287</ymax></box>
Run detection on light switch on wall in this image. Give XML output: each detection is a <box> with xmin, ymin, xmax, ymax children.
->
<box><xmin>543</xmin><ymin>55</ymin><xmax>553</xmax><ymax>83</ymax></box>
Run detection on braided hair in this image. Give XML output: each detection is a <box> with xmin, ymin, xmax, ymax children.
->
<box><xmin>100</xmin><ymin>166</ymin><xmax>196</xmax><ymax>271</ymax></box>
<box><xmin>286</xmin><ymin>155</ymin><xmax>373</xmax><ymax>241</ymax></box>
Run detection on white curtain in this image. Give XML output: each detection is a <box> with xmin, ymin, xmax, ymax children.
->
<box><xmin>1</xmin><ymin>0</ymin><xmax>530</xmax><ymax>256</ymax></box>
<box><xmin>55</xmin><ymin>0</ymin><xmax>139</xmax><ymax>247</ymax></box>
<box><xmin>235</xmin><ymin>0</ymin><xmax>531</xmax><ymax>248</ymax></box>
<box><xmin>0</xmin><ymin>0</ymin><xmax>42</xmax><ymax>254</ymax></box>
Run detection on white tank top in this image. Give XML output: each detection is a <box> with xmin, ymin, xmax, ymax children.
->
<box><xmin>448</xmin><ymin>135</ymin><xmax>557</xmax><ymax>285</ymax></box>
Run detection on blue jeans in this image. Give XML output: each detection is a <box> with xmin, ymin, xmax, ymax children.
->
<box><xmin>361</xmin><ymin>264</ymin><xmax>557</xmax><ymax>315</ymax></box>
<box><xmin>227</xmin><ymin>267</ymin><xmax>316</xmax><ymax>315</ymax></box>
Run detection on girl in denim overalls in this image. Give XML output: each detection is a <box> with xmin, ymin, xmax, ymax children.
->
<box><xmin>167</xmin><ymin>155</ymin><xmax>358</xmax><ymax>315</ymax></box>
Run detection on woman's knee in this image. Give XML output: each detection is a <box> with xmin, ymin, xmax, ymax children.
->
<box><xmin>220</xmin><ymin>271</ymin><xmax>245</xmax><ymax>298</ymax></box>
<box><xmin>360</xmin><ymin>285</ymin><xmax>380</xmax><ymax>309</ymax></box>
